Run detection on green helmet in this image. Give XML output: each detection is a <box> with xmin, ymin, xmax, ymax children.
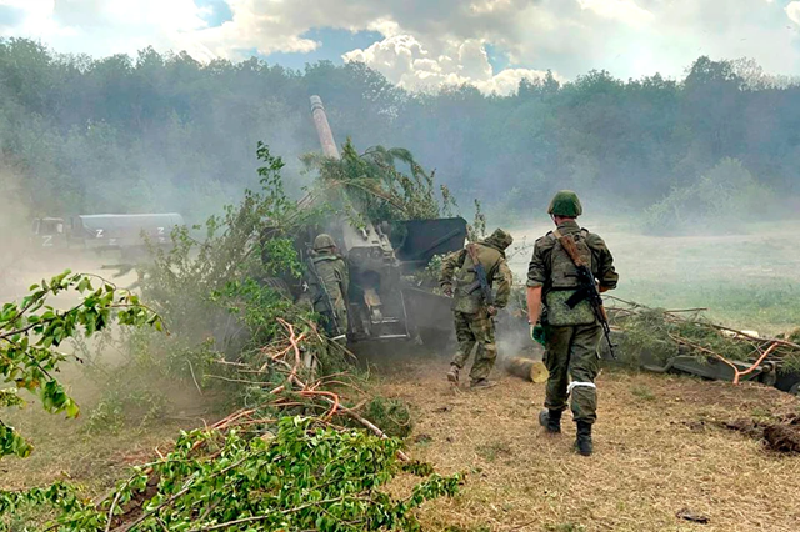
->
<box><xmin>313</xmin><ymin>234</ymin><xmax>336</xmax><ymax>250</ymax></box>
<box><xmin>547</xmin><ymin>190</ymin><xmax>582</xmax><ymax>217</ymax></box>
<box><xmin>485</xmin><ymin>228</ymin><xmax>513</xmax><ymax>250</ymax></box>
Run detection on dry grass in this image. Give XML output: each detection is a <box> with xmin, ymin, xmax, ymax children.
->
<box><xmin>378</xmin><ymin>358</ymin><xmax>800</xmax><ymax>532</ymax></box>
<box><xmin>3</xmin><ymin>220</ymin><xmax>800</xmax><ymax>531</ymax></box>
<box><xmin>0</xmin><ymin>407</ymin><xmax>185</xmax><ymax>493</ymax></box>
<box><xmin>0</xmin><ymin>367</ymin><xmax>221</xmax><ymax>495</ymax></box>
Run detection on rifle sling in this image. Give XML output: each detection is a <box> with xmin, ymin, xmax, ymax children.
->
<box><xmin>552</xmin><ymin>229</ymin><xmax>591</xmax><ymax>309</ymax></box>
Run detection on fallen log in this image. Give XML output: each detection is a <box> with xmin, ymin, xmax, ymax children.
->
<box><xmin>506</xmin><ymin>357</ymin><xmax>547</xmax><ymax>383</ymax></box>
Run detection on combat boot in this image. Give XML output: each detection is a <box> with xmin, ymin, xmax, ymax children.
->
<box><xmin>469</xmin><ymin>378</ymin><xmax>497</xmax><ymax>389</ymax></box>
<box><xmin>446</xmin><ymin>365</ymin><xmax>460</xmax><ymax>384</ymax></box>
<box><xmin>539</xmin><ymin>409</ymin><xmax>562</xmax><ymax>433</ymax></box>
<box><xmin>575</xmin><ymin>421</ymin><xmax>592</xmax><ymax>456</ymax></box>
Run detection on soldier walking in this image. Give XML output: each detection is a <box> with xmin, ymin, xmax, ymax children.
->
<box><xmin>440</xmin><ymin>229</ymin><xmax>513</xmax><ymax>389</ymax></box>
<box><xmin>308</xmin><ymin>234</ymin><xmax>350</xmax><ymax>342</ymax></box>
<box><xmin>526</xmin><ymin>191</ymin><xmax>618</xmax><ymax>456</ymax></box>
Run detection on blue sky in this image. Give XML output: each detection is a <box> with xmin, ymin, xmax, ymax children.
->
<box><xmin>196</xmin><ymin>0</ymin><xmax>234</xmax><ymax>27</ymax></box>
<box><xmin>0</xmin><ymin>4</ymin><xmax>24</xmax><ymax>29</ymax></box>
<box><xmin>260</xmin><ymin>28</ymin><xmax>384</xmax><ymax>70</ymax></box>
<box><xmin>483</xmin><ymin>43</ymin><xmax>513</xmax><ymax>73</ymax></box>
<box><xmin>2</xmin><ymin>0</ymin><xmax>800</xmax><ymax>95</ymax></box>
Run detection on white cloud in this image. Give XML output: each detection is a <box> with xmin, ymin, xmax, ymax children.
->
<box><xmin>343</xmin><ymin>35</ymin><xmax>555</xmax><ymax>95</ymax></box>
<box><xmin>787</xmin><ymin>1</ymin><xmax>800</xmax><ymax>25</ymax></box>
<box><xmin>0</xmin><ymin>0</ymin><xmax>50</xmax><ymax>10</ymax></box>
<box><xmin>2</xmin><ymin>0</ymin><xmax>800</xmax><ymax>93</ymax></box>
<box><xmin>577</xmin><ymin>0</ymin><xmax>654</xmax><ymax>27</ymax></box>
<box><xmin>1</xmin><ymin>0</ymin><xmax>211</xmax><ymax>56</ymax></box>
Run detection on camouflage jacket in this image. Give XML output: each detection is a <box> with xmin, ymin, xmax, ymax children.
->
<box><xmin>310</xmin><ymin>249</ymin><xmax>349</xmax><ymax>303</ymax></box>
<box><xmin>526</xmin><ymin>220</ymin><xmax>618</xmax><ymax>325</ymax></box>
<box><xmin>439</xmin><ymin>242</ymin><xmax>512</xmax><ymax>314</ymax></box>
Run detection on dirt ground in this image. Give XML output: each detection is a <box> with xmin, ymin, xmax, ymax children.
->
<box><xmin>377</xmin><ymin>356</ymin><xmax>800</xmax><ymax>532</ymax></box>
<box><xmin>0</xmin><ymin>367</ymin><xmax>219</xmax><ymax>493</ymax></box>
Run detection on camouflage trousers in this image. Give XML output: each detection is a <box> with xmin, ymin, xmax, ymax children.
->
<box><xmin>318</xmin><ymin>302</ymin><xmax>347</xmax><ymax>338</ymax></box>
<box><xmin>451</xmin><ymin>310</ymin><xmax>496</xmax><ymax>381</ymax></box>
<box><xmin>329</xmin><ymin>299</ymin><xmax>348</xmax><ymax>337</ymax></box>
<box><xmin>302</xmin><ymin>291</ymin><xmax>348</xmax><ymax>337</ymax></box>
<box><xmin>543</xmin><ymin>323</ymin><xmax>600</xmax><ymax>423</ymax></box>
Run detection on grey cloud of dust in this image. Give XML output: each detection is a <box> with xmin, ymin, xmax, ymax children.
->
<box><xmin>0</xmin><ymin>164</ymin><xmax>147</xmax><ymax>328</ymax></box>
<box><xmin>0</xmin><ymin>168</ymin><xmax>140</xmax><ymax>405</ymax></box>
<box><xmin>0</xmin><ymin>165</ymin><xmax>40</xmax><ymax>303</ymax></box>
<box><xmin>0</xmin><ymin>166</ymin><xmax>211</xmax><ymax>415</ymax></box>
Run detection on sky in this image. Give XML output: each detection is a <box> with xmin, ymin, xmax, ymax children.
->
<box><xmin>2</xmin><ymin>0</ymin><xmax>800</xmax><ymax>95</ymax></box>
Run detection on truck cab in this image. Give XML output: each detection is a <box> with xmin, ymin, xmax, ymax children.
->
<box><xmin>30</xmin><ymin>217</ymin><xmax>67</xmax><ymax>249</ymax></box>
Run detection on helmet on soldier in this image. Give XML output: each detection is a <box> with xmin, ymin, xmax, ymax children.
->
<box><xmin>313</xmin><ymin>234</ymin><xmax>336</xmax><ymax>250</ymax></box>
<box><xmin>547</xmin><ymin>190</ymin><xmax>582</xmax><ymax>217</ymax></box>
<box><xmin>487</xmin><ymin>228</ymin><xmax>513</xmax><ymax>250</ymax></box>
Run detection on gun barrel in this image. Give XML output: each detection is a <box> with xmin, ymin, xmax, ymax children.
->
<box><xmin>310</xmin><ymin>95</ymin><xmax>340</xmax><ymax>159</ymax></box>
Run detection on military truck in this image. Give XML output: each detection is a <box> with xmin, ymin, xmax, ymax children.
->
<box><xmin>30</xmin><ymin>213</ymin><xmax>184</xmax><ymax>259</ymax></box>
<box><xmin>286</xmin><ymin>96</ymin><xmax>468</xmax><ymax>344</ymax></box>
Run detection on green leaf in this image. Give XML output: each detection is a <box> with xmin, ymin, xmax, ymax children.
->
<box><xmin>64</xmin><ymin>399</ymin><xmax>80</xmax><ymax>419</ymax></box>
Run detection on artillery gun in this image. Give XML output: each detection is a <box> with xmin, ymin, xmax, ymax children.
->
<box><xmin>294</xmin><ymin>95</ymin><xmax>467</xmax><ymax>344</ymax></box>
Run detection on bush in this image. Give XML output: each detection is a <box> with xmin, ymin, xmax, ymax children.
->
<box><xmin>71</xmin><ymin>325</ymin><xmax>212</xmax><ymax>435</ymax></box>
<box><xmin>612</xmin><ymin>308</ymin><xmax>678</xmax><ymax>368</ymax></box>
<box><xmin>362</xmin><ymin>397</ymin><xmax>413</xmax><ymax>438</ymax></box>
<box><xmin>84</xmin><ymin>389</ymin><xmax>166</xmax><ymax>435</ymax></box>
<box><xmin>643</xmin><ymin>157</ymin><xmax>775</xmax><ymax>235</ymax></box>
<box><xmin>0</xmin><ymin>271</ymin><xmax>161</xmax><ymax>458</ymax></box>
<box><xmin>609</xmin><ymin>304</ymin><xmax>800</xmax><ymax>372</ymax></box>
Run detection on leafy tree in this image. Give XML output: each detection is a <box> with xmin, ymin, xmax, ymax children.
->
<box><xmin>301</xmin><ymin>137</ymin><xmax>456</xmax><ymax>224</ymax></box>
<box><xmin>0</xmin><ymin>271</ymin><xmax>161</xmax><ymax>458</ymax></box>
<box><xmin>643</xmin><ymin>157</ymin><xmax>774</xmax><ymax>234</ymax></box>
<box><xmin>2</xmin><ymin>36</ymin><xmax>800</xmax><ymax>227</ymax></box>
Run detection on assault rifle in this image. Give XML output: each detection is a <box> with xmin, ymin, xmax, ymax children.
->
<box><xmin>556</xmin><ymin>233</ymin><xmax>616</xmax><ymax>359</ymax></box>
<box><xmin>466</xmin><ymin>244</ymin><xmax>493</xmax><ymax>308</ymax></box>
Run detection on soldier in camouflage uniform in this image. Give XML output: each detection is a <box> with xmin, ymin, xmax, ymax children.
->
<box><xmin>526</xmin><ymin>191</ymin><xmax>618</xmax><ymax>456</ymax></box>
<box><xmin>308</xmin><ymin>234</ymin><xmax>350</xmax><ymax>341</ymax></box>
<box><xmin>440</xmin><ymin>229</ymin><xmax>513</xmax><ymax>389</ymax></box>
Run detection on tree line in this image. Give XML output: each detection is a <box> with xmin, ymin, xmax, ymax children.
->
<box><xmin>2</xmin><ymin>37</ymin><xmax>799</xmax><ymax>228</ymax></box>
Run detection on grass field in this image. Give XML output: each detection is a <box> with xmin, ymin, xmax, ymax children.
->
<box><xmin>506</xmin><ymin>218</ymin><xmax>800</xmax><ymax>335</ymax></box>
<box><xmin>1</xmin><ymin>220</ymin><xmax>800</xmax><ymax>531</ymax></box>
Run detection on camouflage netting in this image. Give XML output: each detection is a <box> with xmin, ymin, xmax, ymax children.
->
<box><xmin>301</xmin><ymin>138</ymin><xmax>456</xmax><ymax>227</ymax></box>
